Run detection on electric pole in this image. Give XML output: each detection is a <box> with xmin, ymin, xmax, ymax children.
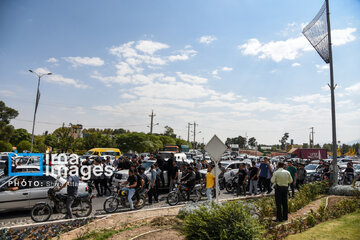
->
<box><xmin>310</xmin><ymin>127</ymin><xmax>314</xmax><ymax>148</ymax></box>
<box><xmin>149</xmin><ymin>110</ymin><xmax>156</xmax><ymax>134</ymax></box>
<box><xmin>193</xmin><ymin>121</ymin><xmax>198</xmax><ymax>144</ymax></box>
<box><xmin>187</xmin><ymin>123</ymin><xmax>193</xmax><ymax>142</ymax></box>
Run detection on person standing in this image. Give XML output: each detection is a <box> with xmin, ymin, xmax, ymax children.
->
<box><xmin>258</xmin><ymin>158</ymin><xmax>272</xmax><ymax>194</ymax></box>
<box><xmin>296</xmin><ymin>164</ymin><xmax>306</xmax><ymax>190</ymax></box>
<box><xmin>271</xmin><ymin>162</ymin><xmax>293</xmax><ymax>222</ymax></box>
<box><xmin>235</xmin><ymin>164</ymin><xmax>248</xmax><ymax>196</ymax></box>
<box><xmin>148</xmin><ymin>164</ymin><xmax>158</xmax><ymax>204</ymax></box>
<box><xmin>202</xmin><ymin>165</ymin><xmax>215</xmax><ymax>201</ymax></box>
<box><xmin>169</xmin><ymin>160</ymin><xmax>178</xmax><ymax>191</ymax></box>
<box><xmin>287</xmin><ymin>161</ymin><xmax>297</xmax><ymax>198</ymax></box>
<box><xmin>249</xmin><ymin>161</ymin><xmax>259</xmax><ymax>195</ymax></box>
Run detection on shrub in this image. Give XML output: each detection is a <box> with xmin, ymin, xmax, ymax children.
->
<box><xmin>0</xmin><ymin>140</ymin><xmax>12</xmax><ymax>152</ymax></box>
<box><xmin>181</xmin><ymin>201</ymin><xmax>264</xmax><ymax>240</ymax></box>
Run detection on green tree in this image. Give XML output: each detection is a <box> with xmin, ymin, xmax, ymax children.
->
<box><xmin>34</xmin><ymin>135</ymin><xmax>46</xmax><ymax>153</ymax></box>
<box><xmin>248</xmin><ymin>137</ymin><xmax>257</xmax><ymax>148</ymax></box>
<box><xmin>10</xmin><ymin>128</ymin><xmax>31</xmax><ymax>146</ymax></box>
<box><xmin>17</xmin><ymin>140</ymin><xmax>31</xmax><ymax>152</ymax></box>
<box><xmin>0</xmin><ymin>140</ymin><xmax>12</xmax><ymax>152</ymax></box>
<box><xmin>53</xmin><ymin>127</ymin><xmax>74</xmax><ymax>152</ymax></box>
<box><xmin>225</xmin><ymin>136</ymin><xmax>247</xmax><ymax>149</ymax></box>
<box><xmin>45</xmin><ymin>135</ymin><xmax>58</xmax><ymax>148</ymax></box>
<box><xmin>0</xmin><ymin>101</ymin><xmax>19</xmax><ymax>142</ymax></box>
<box><xmin>164</xmin><ymin>125</ymin><xmax>176</xmax><ymax>138</ymax></box>
<box><xmin>279</xmin><ymin>132</ymin><xmax>289</xmax><ymax>150</ymax></box>
<box><xmin>302</xmin><ymin>143</ymin><xmax>309</xmax><ymax>148</ymax></box>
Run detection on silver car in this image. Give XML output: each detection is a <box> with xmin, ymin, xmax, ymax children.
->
<box><xmin>0</xmin><ymin>174</ymin><xmax>88</xmax><ymax>213</ymax></box>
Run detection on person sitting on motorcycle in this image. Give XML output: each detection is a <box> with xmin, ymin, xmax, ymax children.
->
<box><xmin>180</xmin><ymin>167</ymin><xmax>196</xmax><ymax>201</ymax></box>
<box><xmin>119</xmin><ymin>170</ymin><xmax>137</xmax><ymax>210</ymax></box>
<box><xmin>134</xmin><ymin>169</ymin><xmax>144</xmax><ymax>207</ymax></box>
<box><xmin>344</xmin><ymin>163</ymin><xmax>354</xmax><ymax>184</ymax></box>
<box><xmin>235</xmin><ymin>164</ymin><xmax>248</xmax><ymax>196</ymax></box>
<box><xmin>57</xmin><ymin>171</ymin><xmax>79</xmax><ymax>219</ymax></box>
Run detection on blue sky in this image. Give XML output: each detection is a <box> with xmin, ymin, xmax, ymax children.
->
<box><xmin>0</xmin><ymin>0</ymin><xmax>359</xmax><ymax>145</ymax></box>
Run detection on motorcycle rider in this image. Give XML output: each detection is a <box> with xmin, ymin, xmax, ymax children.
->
<box><xmin>235</xmin><ymin>164</ymin><xmax>248</xmax><ymax>196</ymax></box>
<box><xmin>57</xmin><ymin>168</ymin><xmax>79</xmax><ymax>219</ymax></box>
<box><xmin>134</xmin><ymin>169</ymin><xmax>144</xmax><ymax>207</ymax></box>
<box><xmin>180</xmin><ymin>167</ymin><xmax>196</xmax><ymax>201</ymax></box>
<box><xmin>119</xmin><ymin>170</ymin><xmax>137</xmax><ymax>210</ymax></box>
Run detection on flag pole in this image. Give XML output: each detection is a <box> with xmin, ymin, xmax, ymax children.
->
<box><xmin>325</xmin><ymin>0</ymin><xmax>338</xmax><ymax>185</ymax></box>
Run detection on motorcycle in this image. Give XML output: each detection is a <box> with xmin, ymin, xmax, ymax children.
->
<box><xmin>103</xmin><ymin>186</ymin><xmax>146</xmax><ymax>213</ymax></box>
<box><xmin>225</xmin><ymin>175</ymin><xmax>239</xmax><ymax>194</ymax></box>
<box><xmin>30</xmin><ymin>186</ymin><xmax>93</xmax><ymax>222</ymax></box>
<box><xmin>167</xmin><ymin>183</ymin><xmax>202</xmax><ymax>206</ymax></box>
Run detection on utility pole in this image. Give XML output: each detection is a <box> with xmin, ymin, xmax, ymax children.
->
<box><xmin>193</xmin><ymin>121</ymin><xmax>198</xmax><ymax>148</ymax></box>
<box><xmin>149</xmin><ymin>110</ymin><xmax>156</xmax><ymax>134</ymax></box>
<box><xmin>310</xmin><ymin>127</ymin><xmax>314</xmax><ymax>148</ymax></box>
<box><xmin>187</xmin><ymin>123</ymin><xmax>193</xmax><ymax>142</ymax></box>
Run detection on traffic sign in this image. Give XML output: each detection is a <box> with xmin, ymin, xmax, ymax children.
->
<box><xmin>205</xmin><ymin>135</ymin><xmax>227</xmax><ymax>163</ymax></box>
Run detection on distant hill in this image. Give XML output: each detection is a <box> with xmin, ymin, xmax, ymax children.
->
<box><xmin>346</xmin><ymin>139</ymin><xmax>360</xmax><ymax>145</ymax></box>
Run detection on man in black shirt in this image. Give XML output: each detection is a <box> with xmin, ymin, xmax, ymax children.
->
<box><xmin>236</xmin><ymin>164</ymin><xmax>248</xmax><ymax>196</ymax></box>
<box><xmin>119</xmin><ymin>170</ymin><xmax>137</xmax><ymax>210</ymax></box>
<box><xmin>170</xmin><ymin>160</ymin><xmax>178</xmax><ymax>191</ymax></box>
<box><xmin>155</xmin><ymin>153</ymin><xmax>165</xmax><ymax>187</ymax></box>
<box><xmin>181</xmin><ymin>167</ymin><xmax>196</xmax><ymax>200</ymax></box>
<box><xmin>134</xmin><ymin>169</ymin><xmax>144</xmax><ymax>207</ymax></box>
<box><xmin>249</xmin><ymin>162</ymin><xmax>259</xmax><ymax>195</ymax></box>
<box><xmin>167</xmin><ymin>153</ymin><xmax>175</xmax><ymax>190</ymax></box>
<box><xmin>344</xmin><ymin>163</ymin><xmax>354</xmax><ymax>184</ymax></box>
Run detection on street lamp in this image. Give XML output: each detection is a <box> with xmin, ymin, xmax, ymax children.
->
<box><xmin>29</xmin><ymin>69</ymin><xmax>52</xmax><ymax>152</ymax></box>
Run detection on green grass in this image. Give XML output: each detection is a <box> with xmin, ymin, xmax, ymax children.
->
<box><xmin>286</xmin><ymin>209</ymin><xmax>360</xmax><ymax>240</ymax></box>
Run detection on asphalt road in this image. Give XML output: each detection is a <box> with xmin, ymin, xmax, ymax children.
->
<box><xmin>0</xmin><ymin>189</ymin><xmax>267</xmax><ymax>228</ymax></box>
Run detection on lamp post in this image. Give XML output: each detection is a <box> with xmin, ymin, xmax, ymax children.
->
<box><xmin>29</xmin><ymin>69</ymin><xmax>52</xmax><ymax>152</ymax></box>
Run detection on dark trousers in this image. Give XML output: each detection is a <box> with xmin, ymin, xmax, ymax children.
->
<box><xmin>275</xmin><ymin>186</ymin><xmax>288</xmax><ymax>221</ymax></box>
<box><xmin>296</xmin><ymin>179</ymin><xmax>304</xmax><ymax>190</ymax></box>
<box><xmin>148</xmin><ymin>186</ymin><xmax>158</xmax><ymax>203</ymax></box>
<box><xmin>236</xmin><ymin>182</ymin><xmax>246</xmax><ymax>196</ymax></box>
<box><xmin>101</xmin><ymin>178</ymin><xmax>111</xmax><ymax>195</ymax></box>
<box><xmin>94</xmin><ymin>179</ymin><xmax>103</xmax><ymax>196</ymax></box>
<box><xmin>288</xmin><ymin>182</ymin><xmax>295</xmax><ymax>197</ymax></box>
<box><xmin>259</xmin><ymin>177</ymin><xmax>271</xmax><ymax>193</ymax></box>
<box><xmin>66</xmin><ymin>195</ymin><xmax>75</xmax><ymax>219</ymax></box>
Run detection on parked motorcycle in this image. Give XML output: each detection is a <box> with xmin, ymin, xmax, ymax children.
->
<box><xmin>167</xmin><ymin>183</ymin><xmax>202</xmax><ymax>206</ymax></box>
<box><xmin>30</xmin><ymin>187</ymin><xmax>92</xmax><ymax>222</ymax></box>
<box><xmin>103</xmin><ymin>187</ymin><xmax>146</xmax><ymax>213</ymax></box>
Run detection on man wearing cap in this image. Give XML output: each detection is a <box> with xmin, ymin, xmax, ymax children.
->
<box><xmin>271</xmin><ymin>162</ymin><xmax>293</xmax><ymax>222</ymax></box>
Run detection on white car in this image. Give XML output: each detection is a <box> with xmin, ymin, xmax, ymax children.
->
<box><xmin>0</xmin><ymin>173</ymin><xmax>88</xmax><ymax>213</ymax></box>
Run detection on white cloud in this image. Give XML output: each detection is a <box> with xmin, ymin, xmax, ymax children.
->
<box><xmin>332</xmin><ymin>28</ymin><xmax>356</xmax><ymax>46</ymax></box>
<box><xmin>46</xmin><ymin>57</ymin><xmax>58</xmax><ymax>63</ymax></box>
<box><xmin>63</xmin><ymin>57</ymin><xmax>104</xmax><ymax>67</ymax></box>
<box><xmin>121</xmin><ymin>93</ymin><xmax>137</xmax><ymax>99</ymax></box>
<box><xmin>221</xmin><ymin>67</ymin><xmax>233</xmax><ymax>71</ymax></box>
<box><xmin>239</xmin><ymin>27</ymin><xmax>357</xmax><ymax>62</ymax></box>
<box><xmin>176</xmin><ymin>72</ymin><xmax>208</xmax><ymax>84</ymax></box>
<box><xmin>288</xmin><ymin>93</ymin><xmax>329</xmax><ymax>104</ymax></box>
<box><xmin>292</xmin><ymin>62</ymin><xmax>301</xmax><ymax>67</ymax></box>
<box><xmin>135</xmin><ymin>40</ymin><xmax>169</xmax><ymax>55</ymax></box>
<box><xmin>168</xmin><ymin>48</ymin><xmax>197</xmax><ymax>62</ymax></box>
<box><xmin>315</xmin><ymin>64</ymin><xmax>329</xmax><ymax>73</ymax></box>
<box><xmin>35</xmin><ymin>67</ymin><xmax>88</xmax><ymax>88</ymax></box>
<box><xmin>199</xmin><ymin>35</ymin><xmax>217</xmax><ymax>44</ymax></box>
<box><xmin>345</xmin><ymin>82</ymin><xmax>360</xmax><ymax>95</ymax></box>
<box><xmin>0</xmin><ymin>90</ymin><xmax>14</xmax><ymax>97</ymax></box>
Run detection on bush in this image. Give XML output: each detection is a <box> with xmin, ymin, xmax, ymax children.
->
<box><xmin>329</xmin><ymin>185</ymin><xmax>360</xmax><ymax>196</ymax></box>
<box><xmin>181</xmin><ymin>201</ymin><xmax>264</xmax><ymax>240</ymax></box>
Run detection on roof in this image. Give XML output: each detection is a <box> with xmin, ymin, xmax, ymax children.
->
<box><xmin>288</xmin><ymin>148</ymin><xmax>298</xmax><ymax>154</ymax></box>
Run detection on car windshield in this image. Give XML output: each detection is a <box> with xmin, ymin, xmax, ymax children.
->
<box><xmin>0</xmin><ymin>176</ymin><xmax>13</xmax><ymax>187</ymax></box>
<box><xmin>100</xmin><ymin>152</ymin><xmax>117</xmax><ymax>156</ymax></box>
<box><xmin>141</xmin><ymin>161</ymin><xmax>154</xmax><ymax>170</ymax></box>
<box><xmin>354</xmin><ymin>165</ymin><xmax>360</xmax><ymax>170</ymax></box>
<box><xmin>221</xmin><ymin>162</ymin><xmax>229</xmax><ymax>168</ymax></box>
<box><xmin>305</xmin><ymin>164</ymin><xmax>318</xmax><ymax>170</ymax></box>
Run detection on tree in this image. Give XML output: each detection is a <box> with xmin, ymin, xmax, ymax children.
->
<box><xmin>225</xmin><ymin>136</ymin><xmax>247</xmax><ymax>149</ymax></box>
<box><xmin>0</xmin><ymin>140</ymin><xmax>12</xmax><ymax>152</ymax></box>
<box><xmin>0</xmin><ymin>101</ymin><xmax>18</xmax><ymax>142</ymax></box>
<box><xmin>164</xmin><ymin>126</ymin><xmax>176</xmax><ymax>138</ymax></box>
<box><xmin>45</xmin><ymin>135</ymin><xmax>58</xmax><ymax>148</ymax></box>
<box><xmin>17</xmin><ymin>140</ymin><xmax>31</xmax><ymax>153</ymax></box>
<box><xmin>10</xmin><ymin>128</ymin><xmax>31</xmax><ymax>146</ymax></box>
<box><xmin>248</xmin><ymin>137</ymin><xmax>257</xmax><ymax>148</ymax></box>
<box><xmin>302</xmin><ymin>143</ymin><xmax>309</xmax><ymax>148</ymax></box>
<box><xmin>279</xmin><ymin>132</ymin><xmax>289</xmax><ymax>150</ymax></box>
<box><xmin>53</xmin><ymin>127</ymin><xmax>74</xmax><ymax>152</ymax></box>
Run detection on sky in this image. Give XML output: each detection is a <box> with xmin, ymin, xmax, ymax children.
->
<box><xmin>0</xmin><ymin>0</ymin><xmax>359</xmax><ymax>146</ymax></box>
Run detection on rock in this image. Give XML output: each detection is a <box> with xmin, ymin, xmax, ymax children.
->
<box><xmin>329</xmin><ymin>183</ymin><xmax>360</xmax><ymax>196</ymax></box>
